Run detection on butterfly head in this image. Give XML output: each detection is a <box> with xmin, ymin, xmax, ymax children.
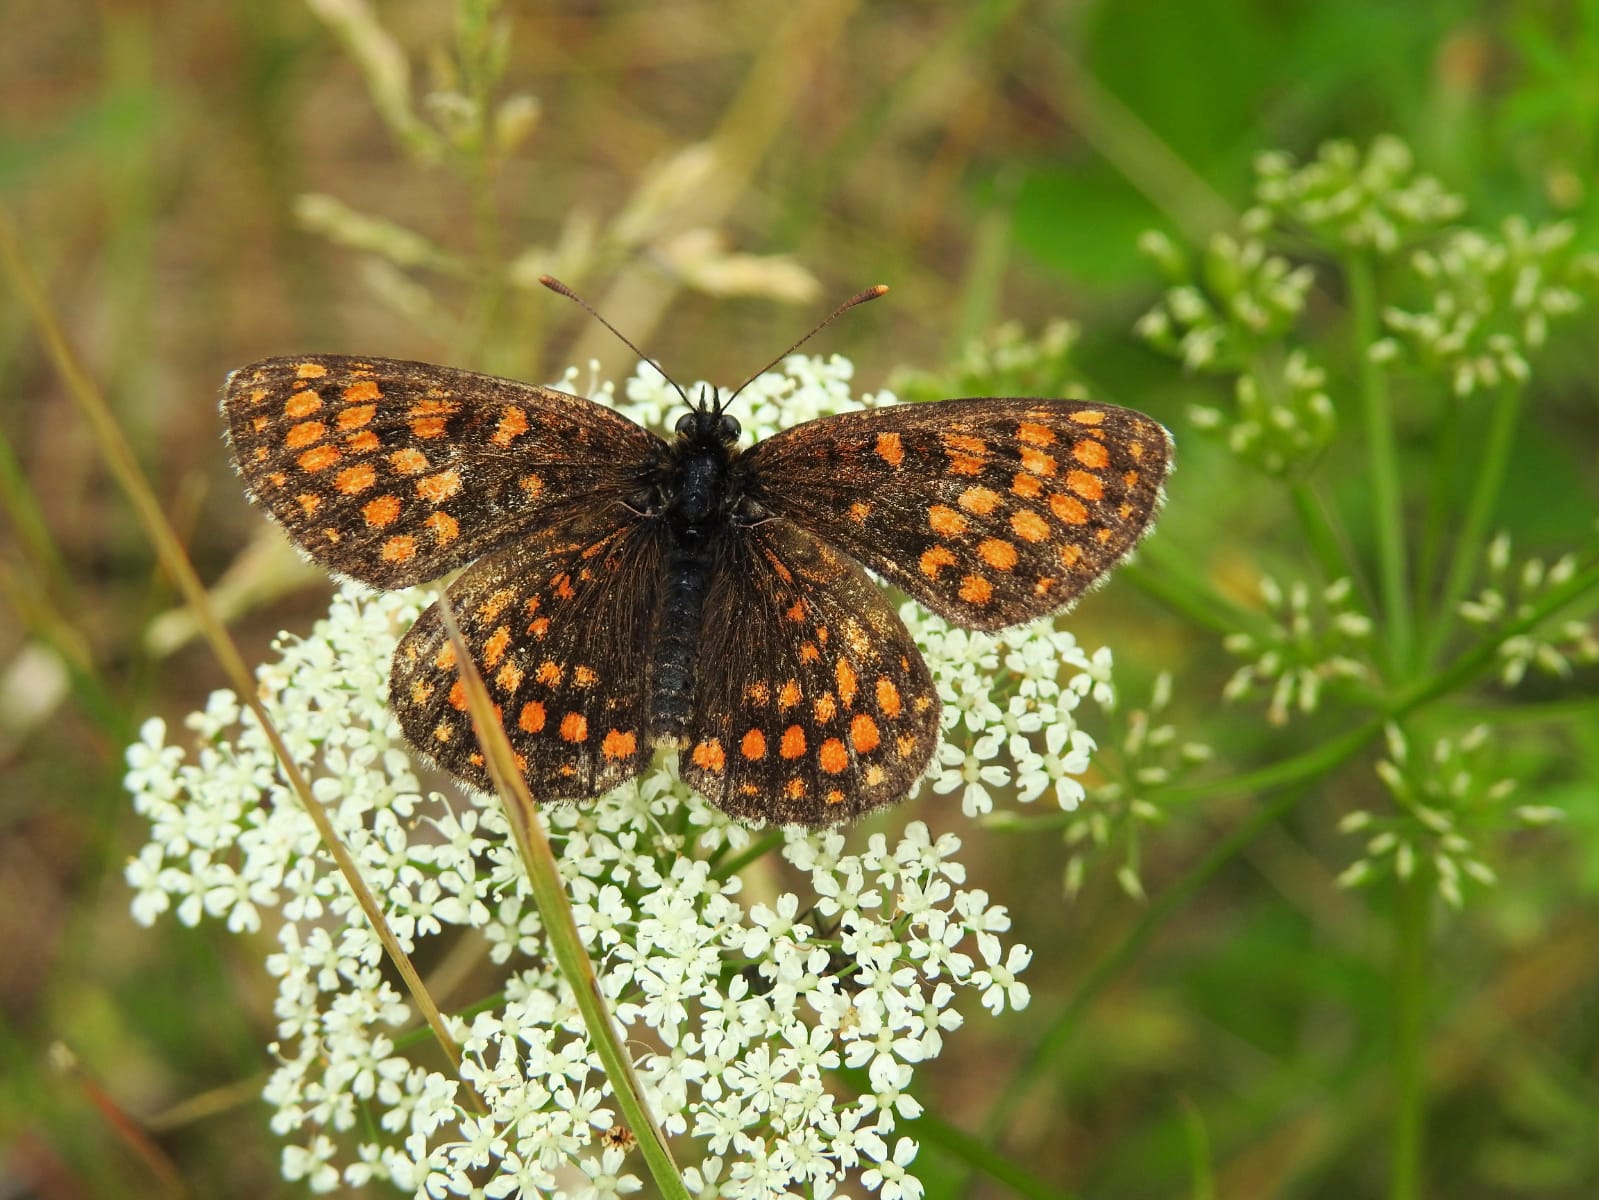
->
<box><xmin>674</xmin><ymin>385</ymin><xmax>741</xmax><ymax>447</ymax></box>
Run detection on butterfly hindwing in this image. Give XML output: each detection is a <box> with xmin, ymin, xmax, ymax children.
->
<box><xmin>738</xmin><ymin>398</ymin><xmax>1172</xmax><ymax>631</ymax></box>
<box><xmin>679</xmin><ymin>520</ymin><xmax>942</xmax><ymax>825</ymax></box>
<box><xmin>389</xmin><ymin>507</ymin><xmax>667</xmax><ymax>800</ymax></box>
<box><xmin>222</xmin><ymin>355</ymin><xmax>667</xmax><ymax>588</ymax></box>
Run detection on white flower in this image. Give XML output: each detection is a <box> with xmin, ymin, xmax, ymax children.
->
<box><xmin>117</xmin><ymin>356</ymin><xmax>1133</xmax><ymax>1198</ymax></box>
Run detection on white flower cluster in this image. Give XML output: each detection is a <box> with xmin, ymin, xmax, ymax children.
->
<box><xmin>1458</xmin><ymin>532</ymin><xmax>1599</xmax><ymax>685</ymax></box>
<box><xmin>1337</xmin><ymin>724</ymin><xmax>1559</xmax><ymax>908</ymax></box>
<box><xmin>1377</xmin><ymin>217</ymin><xmax>1599</xmax><ymax>396</ymax></box>
<box><xmin>1222</xmin><ymin>576</ymin><xmax>1374</xmax><ymax>724</ymax></box>
<box><xmin>1251</xmin><ymin>135</ymin><xmax>1465</xmax><ymax>255</ymax></box>
<box><xmin>125</xmin><ymin>356</ymin><xmax>1118</xmax><ymax>1197</ymax></box>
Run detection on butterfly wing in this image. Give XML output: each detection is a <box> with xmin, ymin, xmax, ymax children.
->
<box><xmin>390</xmin><ymin>506</ymin><xmax>666</xmax><ymax>800</ymax></box>
<box><xmin>678</xmin><ymin>520</ymin><xmax>941</xmax><ymax>826</ymax></box>
<box><xmin>737</xmin><ymin>398</ymin><xmax>1172</xmax><ymax>631</ymax></box>
<box><xmin>222</xmin><ymin>355</ymin><xmax>668</xmax><ymax>588</ymax></box>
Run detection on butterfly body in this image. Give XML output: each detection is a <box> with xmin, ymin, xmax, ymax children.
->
<box><xmin>223</xmin><ymin>351</ymin><xmax>1171</xmax><ymax>827</ymax></box>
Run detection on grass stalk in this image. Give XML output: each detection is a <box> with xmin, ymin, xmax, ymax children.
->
<box><xmin>0</xmin><ymin>208</ymin><xmax>475</xmax><ymax>1100</ymax></box>
<box><xmin>1347</xmin><ymin>252</ymin><xmax>1412</xmax><ymax>675</ymax></box>
<box><xmin>1418</xmin><ymin>380</ymin><xmax>1525</xmax><ymax>668</ymax></box>
<box><xmin>1389</xmin><ymin>869</ymin><xmax>1432</xmax><ymax>1200</ymax></box>
<box><xmin>434</xmin><ymin>593</ymin><xmax>688</xmax><ymax>1198</ymax></box>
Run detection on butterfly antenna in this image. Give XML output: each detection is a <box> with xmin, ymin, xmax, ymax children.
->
<box><xmin>720</xmin><ymin>285</ymin><xmax>889</xmax><ymax>413</ymax></box>
<box><xmin>539</xmin><ymin>275</ymin><xmax>693</xmax><ymax>410</ymax></box>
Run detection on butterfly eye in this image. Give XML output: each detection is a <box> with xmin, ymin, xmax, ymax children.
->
<box><xmin>675</xmin><ymin>412</ymin><xmax>697</xmax><ymax>437</ymax></box>
<box><xmin>716</xmin><ymin>414</ymin><xmax>741</xmax><ymax>443</ymax></box>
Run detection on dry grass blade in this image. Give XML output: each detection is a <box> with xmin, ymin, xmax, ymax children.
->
<box><xmin>434</xmin><ymin>589</ymin><xmax>690</xmax><ymax>1200</ymax></box>
<box><xmin>0</xmin><ymin>207</ymin><xmax>479</xmax><ymax>1108</ymax></box>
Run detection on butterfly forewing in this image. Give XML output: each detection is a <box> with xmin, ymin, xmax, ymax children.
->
<box><xmin>739</xmin><ymin>398</ymin><xmax>1172</xmax><ymax>630</ymax></box>
<box><xmin>222</xmin><ymin>355</ymin><xmax>666</xmax><ymax>588</ymax></box>
<box><xmin>679</xmin><ymin>521</ymin><xmax>941</xmax><ymax>825</ymax></box>
<box><xmin>389</xmin><ymin>507</ymin><xmax>666</xmax><ymax>800</ymax></box>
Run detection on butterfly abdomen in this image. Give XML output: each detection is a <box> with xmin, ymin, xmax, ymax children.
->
<box><xmin>651</xmin><ymin>438</ymin><xmax>735</xmax><ymax>747</ymax></box>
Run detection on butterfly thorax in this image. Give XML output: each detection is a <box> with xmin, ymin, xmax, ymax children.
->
<box><xmin>651</xmin><ymin>398</ymin><xmax>744</xmax><ymax>746</ymax></box>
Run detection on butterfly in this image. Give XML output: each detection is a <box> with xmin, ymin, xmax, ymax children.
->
<box><xmin>221</xmin><ymin>282</ymin><xmax>1172</xmax><ymax>827</ymax></box>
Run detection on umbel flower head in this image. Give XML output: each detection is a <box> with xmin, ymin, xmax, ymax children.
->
<box><xmin>126</xmin><ymin>355</ymin><xmax>1119</xmax><ymax>1198</ymax></box>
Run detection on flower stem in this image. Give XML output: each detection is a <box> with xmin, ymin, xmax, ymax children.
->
<box><xmin>1347</xmin><ymin>252</ymin><xmax>1412</xmax><ymax>675</ymax></box>
<box><xmin>1418</xmin><ymin>380</ymin><xmax>1525</xmax><ymax>668</ymax></box>
<box><xmin>1290</xmin><ymin>478</ymin><xmax>1357</xmax><ymax>586</ymax></box>
<box><xmin>1390</xmin><ymin>869</ymin><xmax>1432</xmax><ymax>1200</ymax></box>
<box><xmin>436</xmin><ymin>594</ymin><xmax>688</xmax><ymax>1200</ymax></box>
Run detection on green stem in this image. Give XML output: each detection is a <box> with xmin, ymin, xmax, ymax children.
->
<box><xmin>977</xmin><ymin>783</ymin><xmax>1310</xmax><ymax>1148</ymax></box>
<box><xmin>1414</xmin><ymin>396</ymin><xmax>1463</xmax><ymax>624</ymax></box>
<box><xmin>1419</xmin><ymin>381</ymin><xmax>1525</xmax><ymax>668</ymax></box>
<box><xmin>1390</xmin><ymin>867</ymin><xmax>1432</xmax><ymax>1200</ymax></box>
<box><xmin>912</xmin><ymin>1109</ymin><xmax>1072</xmax><ymax>1200</ymax></box>
<box><xmin>436</xmin><ymin>596</ymin><xmax>688</xmax><ymax>1198</ymax></box>
<box><xmin>711</xmin><ymin>829</ymin><xmax>786</xmax><ymax>881</ymax></box>
<box><xmin>973</xmin><ymin>555</ymin><xmax>1599</xmax><ymax>1156</ymax></box>
<box><xmin>1348</xmin><ymin>253</ymin><xmax>1411</xmax><ymax>675</ymax></box>
<box><xmin>1290</xmin><ymin>478</ymin><xmax>1358</xmax><ymax>586</ymax></box>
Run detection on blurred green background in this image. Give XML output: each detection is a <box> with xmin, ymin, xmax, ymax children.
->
<box><xmin>3</xmin><ymin>1</ymin><xmax>1597</xmax><ymax>1197</ymax></box>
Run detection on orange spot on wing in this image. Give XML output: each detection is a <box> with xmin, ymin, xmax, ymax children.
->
<box><xmin>692</xmin><ymin>739</ymin><xmax>726</xmax><ymax>773</ymax></box>
<box><xmin>448</xmin><ymin>680</ymin><xmax>467</xmax><ymax>711</ymax></box>
<box><xmin>496</xmin><ymin>662</ymin><xmax>523</xmax><ymax>693</ymax></box>
<box><xmin>928</xmin><ymin>505</ymin><xmax>967</xmax><ymax>536</ymax></box>
<box><xmin>411</xmin><ymin>417</ymin><xmax>447</xmax><ymax>439</ymax></box>
<box><xmin>948</xmin><ymin>454</ymin><xmax>984</xmax><ymax>475</ymax></box>
<box><xmin>417</xmin><ymin>469</ymin><xmax>462</xmax><ymax>504</ymax></box>
<box><xmin>492</xmin><ymin>406</ymin><xmax>529</xmax><ymax>446</ymax></box>
<box><xmin>424</xmin><ymin>510</ymin><xmax>459</xmax><ymax>543</ymax></box>
<box><xmin>1069</xmin><ymin>409</ymin><xmax>1106</xmax><ymax>425</ymax></box>
<box><xmin>380</xmin><ymin>534</ymin><xmax>415</xmax><ymax>563</ymax></box>
<box><xmin>978</xmin><ymin>538</ymin><xmax>1018</xmax><ymax>570</ymax></box>
<box><xmin>944</xmin><ymin>433</ymin><xmax>985</xmax><ymax>455</ymax></box>
<box><xmin>560</xmin><ymin>713</ymin><xmax>588</xmax><ymax>743</ymax></box>
<box><xmin>785</xmin><ymin>778</ymin><xmax>806</xmax><ymax>800</ymax></box>
<box><xmin>1073</xmin><ymin>439</ymin><xmax>1110</xmax><ymax>468</ymax></box>
<box><xmin>602</xmin><ymin>729</ymin><xmax>637</xmax><ymax>759</ymax></box>
<box><xmin>336</xmin><ymin>464</ymin><xmax>376</xmax><ymax>494</ymax></box>
<box><xmin>1021</xmin><ymin>447</ymin><xmax>1057</xmax><ymax>476</ymax></box>
<box><xmin>574</xmin><ymin>666</ymin><xmax>597</xmax><ymax>687</ymax></box>
<box><xmin>814</xmin><ymin>693</ymin><xmax>837</xmax><ymax>722</ymax></box>
<box><xmin>535</xmin><ymin>661</ymin><xmax>562</xmax><ymax>686</ymax></box>
<box><xmin>835</xmin><ymin>658</ymin><xmax>858</xmax><ymax>705</ymax></box>
<box><xmin>741</xmin><ymin>729</ymin><xmax>767</xmax><ymax>760</ymax></box>
<box><xmin>345</xmin><ymin>430</ymin><xmax>380</xmax><ymax>453</ymax></box>
<box><xmin>745</xmin><ymin>681</ymin><xmax>771</xmax><ymax>705</ymax></box>
<box><xmin>1050</xmin><ymin>493</ymin><xmax>1089</xmax><ymax>524</ymax></box>
<box><xmin>875</xmin><ymin>432</ymin><xmax>905</xmax><ymax>466</ymax></box>
<box><xmin>850</xmin><ymin>714</ymin><xmax>880</xmax><ymax>753</ymax></box>
<box><xmin>519</xmin><ymin>701</ymin><xmax>546</xmax><ymax>732</ymax></box>
<box><xmin>342</xmin><ymin>380</ymin><xmax>381</xmax><ymax>403</ymax></box>
<box><xmin>362</xmin><ymin>495</ymin><xmax>402</xmax><ymax>527</ymax></box>
<box><xmin>1011</xmin><ymin>471</ymin><xmax>1043</xmax><ymax>498</ymax></box>
<box><xmin>958</xmin><ymin>486</ymin><xmax>1001</xmax><ymax>514</ymax></box>
<box><xmin>480</xmin><ymin>589</ymin><xmax>515</xmax><ymax>621</ymax></box>
<box><xmin>1066</xmin><ymin>469</ymin><xmax>1104</xmax><ymax>501</ymax></box>
<box><xmin>1018</xmin><ymin>422</ymin><xmax>1055</xmax><ymax>446</ymax></box>
<box><xmin>1011</xmin><ymin>510</ymin><xmax>1049</xmax><ymax>542</ymax></box>
<box><xmin>778</xmin><ymin>680</ymin><xmax>802</xmax><ymax>709</ymax></box>
<box><xmin>390</xmin><ymin>448</ymin><xmax>429</xmax><ymax>474</ymax></box>
<box><xmin>285</xmin><ymin>420</ymin><xmax>326</xmax><ymax>449</ymax></box>
<box><xmin>920</xmin><ymin>546</ymin><xmax>956</xmax><ymax>578</ymax></box>
<box><xmin>786</xmin><ymin>599</ymin><xmax>807</xmax><ymax>623</ymax></box>
<box><xmin>780</xmin><ymin>725</ymin><xmax>806</xmax><ymax>759</ymax></box>
<box><xmin>337</xmin><ymin>404</ymin><xmax>376</xmax><ymax>430</ymax></box>
<box><xmin>959</xmin><ymin>574</ymin><xmax>993</xmax><ymax>605</ymax></box>
<box><xmin>285</xmin><ymin>390</ymin><xmax>322</xmax><ymax>418</ymax></box>
<box><xmin>849</xmin><ymin>501</ymin><xmax>871</xmax><ymax>522</ymax></box>
<box><xmin>819</xmin><ymin>738</ymin><xmax>849</xmax><ymax>774</ymax></box>
<box><xmin>1059</xmin><ymin>543</ymin><xmax>1083</xmax><ymax>567</ymax></box>
<box><xmin>297</xmin><ymin>493</ymin><xmax>321</xmax><ymax>515</ymax></box>
<box><xmin>875</xmin><ymin>677</ymin><xmax>902</xmax><ymax>716</ymax></box>
<box><xmin>295</xmin><ymin>362</ymin><xmax>328</xmax><ymax>379</ymax></box>
<box><xmin>483</xmin><ymin>625</ymin><xmax>512</xmax><ymax>668</ymax></box>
